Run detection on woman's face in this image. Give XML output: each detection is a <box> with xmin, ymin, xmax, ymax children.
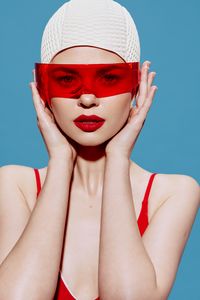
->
<box><xmin>50</xmin><ymin>46</ymin><xmax>132</xmax><ymax>146</ymax></box>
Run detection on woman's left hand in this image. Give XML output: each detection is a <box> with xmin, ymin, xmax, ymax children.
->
<box><xmin>105</xmin><ymin>60</ymin><xmax>158</xmax><ymax>158</ymax></box>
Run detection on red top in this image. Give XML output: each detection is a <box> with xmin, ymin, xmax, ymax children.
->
<box><xmin>33</xmin><ymin>168</ymin><xmax>157</xmax><ymax>300</ymax></box>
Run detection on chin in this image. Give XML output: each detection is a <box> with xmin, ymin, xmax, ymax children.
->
<box><xmin>67</xmin><ymin>133</ymin><xmax>109</xmax><ymax>147</ymax></box>
<box><xmin>63</xmin><ymin>127</ymin><xmax>120</xmax><ymax>147</ymax></box>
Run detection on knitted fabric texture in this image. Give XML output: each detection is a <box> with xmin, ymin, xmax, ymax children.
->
<box><xmin>41</xmin><ymin>0</ymin><xmax>140</xmax><ymax>63</ymax></box>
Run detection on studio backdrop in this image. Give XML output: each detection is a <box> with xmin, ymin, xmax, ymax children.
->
<box><xmin>0</xmin><ymin>1</ymin><xmax>199</xmax><ymax>299</ymax></box>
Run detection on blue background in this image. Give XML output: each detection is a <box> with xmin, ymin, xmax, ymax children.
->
<box><xmin>0</xmin><ymin>0</ymin><xmax>199</xmax><ymax>299</ymax></box>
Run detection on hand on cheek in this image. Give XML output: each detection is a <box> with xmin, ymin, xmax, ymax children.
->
<box><xmin>105</xmin><ymin>60</ymin><xmax>158</xmax><ymax>158</ymax></box>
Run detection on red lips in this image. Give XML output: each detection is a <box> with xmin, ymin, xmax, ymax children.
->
<box><xmin>73</xmin><ymin>114</ymin><xmax>105</xmax><ymax>122</ymax></box>
<box><xmin>73</xmin><ymin>114</ymin><xmax>105</xmax><ymax>132</ymax></box>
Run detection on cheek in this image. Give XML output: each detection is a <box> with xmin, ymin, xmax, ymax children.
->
<box><xmin>50</xmin><ymin>99</ymin><xmax>74</xmax><ymax>129</ymax></box>
<box><xmin>107</xmin><ymin>95</ymin><xmax>131</xmax><ymax>128</ymax></box>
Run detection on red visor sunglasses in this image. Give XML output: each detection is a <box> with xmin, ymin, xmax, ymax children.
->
<box><xmin>35</xmin><ymin>62</ymin><xmax>141</xmax><ymax>107</ymax></box>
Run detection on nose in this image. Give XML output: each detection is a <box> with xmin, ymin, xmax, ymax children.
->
<box><xmin>77</xmin><ymin>93</ymin><xmax>99</xmax><ymax>108</ymax></box>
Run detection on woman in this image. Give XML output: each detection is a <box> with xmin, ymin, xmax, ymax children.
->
<box><xmin>0</xmin><ymin>0</ymin><xmax>199</xmax><ymax>299</ymax></box>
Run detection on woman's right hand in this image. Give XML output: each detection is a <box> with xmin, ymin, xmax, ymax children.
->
<box><xmin>29</xmin><ymin>71</ymin><xmax>77</xmax><ymax>162</ymax></box>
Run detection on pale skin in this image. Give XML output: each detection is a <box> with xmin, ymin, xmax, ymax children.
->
<box><xmin>0</xmin><ymin>46</ymin><xmax>199</xmax><ymax>300</ymax></box>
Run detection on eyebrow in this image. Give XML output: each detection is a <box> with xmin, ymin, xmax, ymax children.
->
<box><xmin>49</xmin><ymin>67</ymin><xmax>79</xmax><ymax>75</ymax></box>
<box><xmin>49</xmin><ymin>64</ymin><xmax>126</xmax><ymax>76</ymax></box>
<box><xmin>96</xmin><ymin>65</ymin><xmax>124</xmax><ymax>73</ymax></box>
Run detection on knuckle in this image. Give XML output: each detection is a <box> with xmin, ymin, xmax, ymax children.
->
<box><xmin>146</xmin><ymin>97</ymin><xmax>152</xmax><ymax>106</ymax></box>
<box><xmin>133</xmin><ymin>117</ymin><xmax>142</xmax><ymax>131</ymax></box>
<box><xmin>134</xmin><ymin>123</ymin><xmax>142</xmax><ymax>132</ymax></box>
<box><xmin>37</xmin><ymin>111</ymin><xmax>43</xmax><ymax>121</ymax></box>
<box><xmin>37</xmin><ymin>119</ymin><xmax>45</xmax><ymax>130</ymax></box>
<box><xmin>143</xmin><ymin>103</ymin><xmax>151</xmax><ymax>113</ymax></box>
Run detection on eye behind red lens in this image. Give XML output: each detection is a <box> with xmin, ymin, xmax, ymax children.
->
<box><xmin>34</xmin><ymin>62</ymin><xmax>141</xmax><ymax>104</ymax></box>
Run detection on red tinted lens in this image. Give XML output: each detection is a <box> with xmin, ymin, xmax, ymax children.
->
<box><xmin>48</xmin><ymin>67</ymin><xmax>82</xmax><ymax>99</ymax></box>
<box><xmin>35</xmin><ymin>62</ymin><xmax>140</xmax><ymax>107</ymax></box>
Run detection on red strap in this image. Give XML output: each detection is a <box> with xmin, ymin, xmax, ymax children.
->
<box><xmin>137</xmin><ymin>173</ymin><xmax>157</xmax><ymax>236</ymax></box>
<box><xmin>54</xmin><ymin>274</ymin><xmax>100</xmax><ymax>300</ymax></box>
<box><xmin>54</xmin><ymin>275</ymin><xmax>75</xmax><ymax>300</ymax></box>
<box><xmin>33</xmin><ymin>168</ymin><xmax>41</xmax><ymax>198</ymax></box>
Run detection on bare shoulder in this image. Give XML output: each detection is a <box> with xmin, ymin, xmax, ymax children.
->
<box><xmin>129</xmin><ymin>163</ymin><xmax>199</xmax><ymax>298</ymax></box>
<box><xmin>152</xmin><ymin>171</ymin><xmax>200</xmax><ymax>205</ymax></box>
<box><xmin>129</xmin><ymin>161</ymin><xmax>200</xmax><ymax>221</ymax></box>
<box><xmin>0</xmin><ymin>164</ymin><xmax>48</xmax><ymax>211</ymax></box>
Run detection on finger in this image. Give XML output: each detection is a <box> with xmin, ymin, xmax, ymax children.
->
<box><xmin>129</xmin><ymin>84</ymin><xmax>158</xmax><ymax>129</ymax></box>
<box><xmin>29</xmin><ymin>81</ymin><xmax>45</xmax><ymax>117</ymax></box>
<box><xmin>135</xmin><ymin>87</ymin><xmax>140</xmax><ymax>108</ymax></box>
<box><xmin>136</xmin><ymin>61</ymin><xmax>151</xmax><ymax>107</ymax></box>
<box><xmin>32</xmin><ymin>69</ymin><xmax>36</xmax><ymax>82</ymax></box>
<box><xmin>127</xmin><ymin>107</ymin><xmax>135</xmax><ymax>122</ymax></box>
<box><xmin>29</xmin><ymin>81</ymin><xmax>55</xmax><ymax>124</ymax></box>
<box><xmin>44</xmin><ymin>106</ymin><xmax>55</xmax><ymax>122</ymax></box>
<box><xmin>147</xmin><ymin>72</ymin><xmax>156</xmax><ymax>94</ymax></box>
<box><xmin>31</xmin><ymin>80</ymin><xmax>46</xmax><ymax>107</ymax></box>
<box><xmin>140</xmin><ymin>85</ymin><xmax>158</xmax><ymax>117</ymax></box>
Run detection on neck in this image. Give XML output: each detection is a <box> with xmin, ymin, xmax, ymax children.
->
<box><xmin>72</xmin><ymin>141</ymin><xmax>107</xmax><ymax>197</ymax></box>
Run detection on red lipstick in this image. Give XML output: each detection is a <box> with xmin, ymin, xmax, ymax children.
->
<box><xmin>73</xmin><ymin>114</ymin><xmax>105</xmax><ymax>132</ymax></box>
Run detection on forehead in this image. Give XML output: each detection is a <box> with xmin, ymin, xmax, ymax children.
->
<box><xmin>50</xmin><ymin>46</ymin><xmax>125</xmax><ymax>64</ymax></box>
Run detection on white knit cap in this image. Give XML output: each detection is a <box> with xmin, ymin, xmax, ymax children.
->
<box><xmin>41</xmin><ymin>0</ymin><xmax>140</xmax><ymax>63</ymax></box>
